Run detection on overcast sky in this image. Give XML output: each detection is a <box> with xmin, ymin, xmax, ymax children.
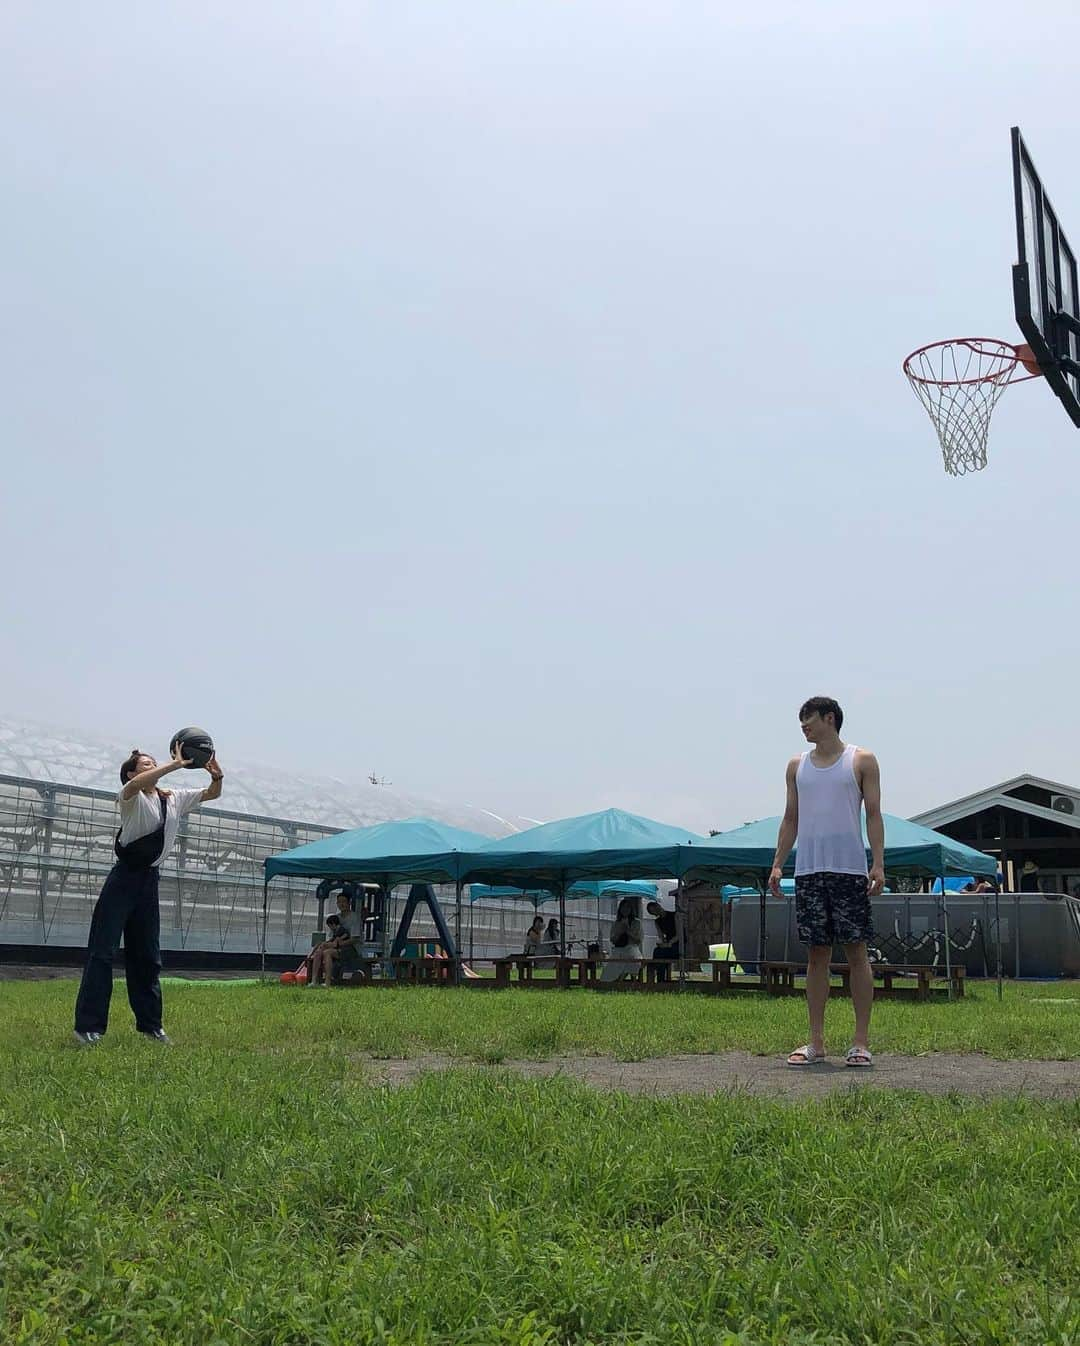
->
<box><xmin>2</xmin><ymin>2</ymin><xmax>1079</xmax><ymax>835</ymax></box>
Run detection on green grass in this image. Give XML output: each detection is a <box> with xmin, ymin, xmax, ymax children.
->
<box><xmin>1</xmin><ymin>983</ymin><xmax>1078</xmax><ymax>1343</ymax></box>
<box><xmin>2</xmin><ymin>977</ymin><xmax>1077</xmax><ymax>1063</ymax></box>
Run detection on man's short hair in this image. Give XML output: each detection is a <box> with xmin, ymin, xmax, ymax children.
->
<box><xmin>799</xmin><ymin>696</ymin><xmax>843</xmax><ymax>731</ymax></box>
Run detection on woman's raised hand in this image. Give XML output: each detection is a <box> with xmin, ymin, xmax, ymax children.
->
<box><xmin>170</xmin><ymin>742</ymin><xmax>193</xmax><ymax>769</ymax></box>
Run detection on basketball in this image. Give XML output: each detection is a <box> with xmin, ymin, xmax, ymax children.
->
<box><xmin>169</xmin><ymin>726</ymin><xmax>215</xmax><ymax>769</ymax></box>
<box><xmin>1016</xmin><ymin>343</ymin><xmax>1042</xmax><ymax>377</ymax></box>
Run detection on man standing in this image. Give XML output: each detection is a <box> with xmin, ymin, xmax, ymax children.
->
<box><xmin>769</xmin><ymin>696</ymin><xmax>883</xmax><ymax>1067</ymax></box>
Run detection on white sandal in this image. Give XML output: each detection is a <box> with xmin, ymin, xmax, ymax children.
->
<box><xmin>786</xmin><ymin>1044</ymin><xmax>826</xmax><ymax>1066</ymax></box>
<box><xmin>845</xmin><ymin>1045</ymin><xmax>873</xmax><ymax>1067</ymax></box>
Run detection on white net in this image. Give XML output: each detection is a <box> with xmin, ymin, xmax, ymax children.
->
<box><xmin>903</xmin><ymin>338</ymin><xmax>1024</xmax><ymax>476</ymax></box>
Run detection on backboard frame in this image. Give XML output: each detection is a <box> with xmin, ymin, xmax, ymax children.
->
<box><xmin>1011</xmin><ymin>126</ymin><xmax>1080</xmax><ymax>428</ymax></box>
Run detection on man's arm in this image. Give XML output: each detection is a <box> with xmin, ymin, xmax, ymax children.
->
<box><xmin>857</xmin><ymin>749</ymin><xmax>885</xmax><ymax>896</ymax></box>
<box><xmin>769</xmin><ymin>757</ymin><xmax>800</xmax><ymax>897</ymax></box>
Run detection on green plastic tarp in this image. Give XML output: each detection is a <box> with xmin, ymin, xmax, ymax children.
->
<box><xmin>681</xmin><ymin>813</ymin><xmax>997</xmax><ymax>881</ymax></box>
<box><xmin>263</xmin><ymin>817</ymin><xmax>494</xmax><ymax>885</ymax></box>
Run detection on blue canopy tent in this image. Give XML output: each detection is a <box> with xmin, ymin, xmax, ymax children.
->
<box><xmin>680</xmin><ymin>814</ymin><xmax>998</xmax><ymax>881</ymax></box>
<box><xmin>461</xmin><ymin>809</ymin><xmax>709</xmax><ymax>965</ymax></box>
<box><xmin>463</xmin><ymin>809</ymin><xmax>709</xmax><ymax>886</ymax></box>
<box><xmin>468</xmin><ymin>879</ymin><xmax>658</xmax><ymax>904</ymax></box>
<box><xmin>264</xmin><ymin>817</ymin><xmax>493</xmax><ymax>883</ymax></box>
<box><xmin>262</xmin><ymin>817</ymin><xmax>495</xmax><ymax>976</ymax></box>
<box><xmin>468</xmin><ymin>878</ymin><xmax>659</xmax><ymax>955</ymax></box>
<box><xmin>681</xmin><ymin>814</ymin><xmax>997</xmax><ymax>988</ymax></box>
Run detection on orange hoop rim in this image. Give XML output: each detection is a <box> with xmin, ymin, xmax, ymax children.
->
<box><xmin>902</xmin><ymin>337</ymin><xmax>1042</xmax><ymax>387</ymax></box>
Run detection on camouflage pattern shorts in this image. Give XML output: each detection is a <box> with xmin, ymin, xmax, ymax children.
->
<box><xmin>794</xmin><ymin>871</ymin><xmax>873</xmax><ymax>948</ymax></box>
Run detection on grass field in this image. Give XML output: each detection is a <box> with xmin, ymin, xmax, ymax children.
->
<box><xmin>3</xmin><ymin>976</ymin><xmax>1078</xmax><ymax>1063</ymax></box>
<box><xmin>2</xmin><ymin>980</ymin><xmax>1078</xmax><ymax>1344</ymax></box>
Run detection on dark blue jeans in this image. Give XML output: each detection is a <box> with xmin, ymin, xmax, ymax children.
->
<box><xmin>74</xmin><ymin>864</ymin><xmax>162</xmax><ymax>1035</ymax></box>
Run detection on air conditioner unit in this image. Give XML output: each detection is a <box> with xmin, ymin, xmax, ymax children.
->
<box><xmin>1050</xmin><ymin>794</ymin><xmax>1079</xmax><ymax>816</ymax></box>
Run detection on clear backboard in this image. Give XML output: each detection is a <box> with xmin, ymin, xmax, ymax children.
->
<box><xmin>1012</xmin><ymin>127</ymin><xmax>1080</xmax><ymax>427</ymax></box>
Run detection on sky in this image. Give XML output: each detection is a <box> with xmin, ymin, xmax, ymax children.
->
<box><xmin>2</xmin><ymin>2</ymin><xmax>1079</xmax><ymax>837</ymax></box>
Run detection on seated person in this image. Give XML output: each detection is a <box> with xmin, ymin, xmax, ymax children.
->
<box><xmin>601</xmin><ymin>899</ymin><xmax>644</xmax><ymax>982</ymax></box>
<box><xmin>539</xmin><ymin>918</ymin><xmax>561</xmax><ymax>967</ymax></box>
<box><xmin>334</xmin><ymin>917</ymin><xmax>365</xmax><ymax>981</ymax></box>
<box><xmin>308</xmin><ymin>912</ymin><xmax>352</xmax><ymax>986</ymax></box>
<box><xmin>308</xmin><ymin>890</ymin><xmax>360</xmax><ymax>985</ymax></box>
<box><xmin>524</xmin><ymin>915</ymin><xmax>545</xmax><ymax>958</ymax></box>
<box><xmin>646</xmin><ymin>900</ymin><xmax>681</xmax><ymax>982</ymax></box>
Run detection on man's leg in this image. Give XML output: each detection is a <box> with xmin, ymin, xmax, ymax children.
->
<box><xmin>805</xmin><ymin>945</ymin><xmax>832</xmax><ymax>1054</ymax></box>
<box><xmin>832</xmin><ymin>875</ymin><xmax>874</xmax><ymax>1052</ymax></box>
<box><xmin>843</xmin><ymin>941</ymin><xmax>873</xmax><ymax>1050</ymax></box>
<box><xmin>791</xmin><ymin>873</ymin><xmax>833</xmax><ymax>1060</ymax></box>
<box><xmin>74</xmin><ymin>869</ymin><xmax>134</xmax><ymax>1035</ymax></box>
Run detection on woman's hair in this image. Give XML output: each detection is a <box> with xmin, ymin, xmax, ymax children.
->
<box><xmin>616</xmin><ymin>898</ymin><xmax>637</xmax><ymax>920</ymax></box>
<box><xmin>529</xmin><ymin>916</ymin><xmax>544</xmax><ymax>929</ymax></box>
<box><xmin>546</xmin><ymin>918</ymin><xmax>559</xmax><ymax>932</ymax></box>
<box><xmin>119</xmin><ymin>748</ymin><xmax>144</xmax><ymax>785</ymax></box>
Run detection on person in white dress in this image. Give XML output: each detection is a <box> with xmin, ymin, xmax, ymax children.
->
<box><xmin>601</xmin><ymin>898</ymin><xmax>644</xmax><ymax>982</ymax></box>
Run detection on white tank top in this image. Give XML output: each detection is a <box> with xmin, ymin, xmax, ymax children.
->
<box><xmin>794</xmin><ymin>743</ymin><xmax>867</xmax><ymax>877</ymax></box>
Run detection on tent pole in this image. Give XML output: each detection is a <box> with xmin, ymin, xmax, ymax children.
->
<box><xmin>940</xmin><ymin>872</ymin><xmax>952</xmax><ymax>1001</ymax></box>
<box><xmin>676</xmin><ymin>876</ymin><xmax>687</xmax><ymax>989</ymax></box>
<box><xmin>260</xmin><ymin>877</ymin><xmax>269</xmax><ymax>981</ymax></box>
<box><xmin>995</xmin><ymin>883</ymin><xmax>1003</xmax><ymax>1001</ymax></box>
<box><xmin>380</xmin><ymin>884</ymin><xmax>392</xmax><ymax>965</ymax></box>
<box><xmin>454</xmin><ymin>879</ymin><xmax>463</xmax><ymax>985</ymax></box>
<box><xmin>758</xmin><ymin>877</ymin><xmax>767</xmax><ymax>971</ymax></box>
<box><xmin>559</xmin><ymin>879</ymin><xmax>567</xmax><ymax>984</ymax></box>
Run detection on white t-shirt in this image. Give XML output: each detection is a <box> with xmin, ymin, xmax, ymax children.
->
<box><xmin>117</xmin><ymin>787</ymin><xmax>205</xmax><ymax>867</ymax></box>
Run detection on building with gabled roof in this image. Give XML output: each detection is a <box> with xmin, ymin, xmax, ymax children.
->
<box><xmin>912</xmin><ymin>773</ymin><xmax>1080</xmax><ymax>895</ymax></box>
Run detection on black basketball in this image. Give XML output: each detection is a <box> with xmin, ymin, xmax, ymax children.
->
<box><xmin>169</xmin><ymin>727</ymin><xmax>215</xmax><ymax>769</ymax></box>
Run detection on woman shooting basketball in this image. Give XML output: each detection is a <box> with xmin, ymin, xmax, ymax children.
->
<box><xmin>73</xmin><ymin>742</ymin><xmax>224</xmax><ymax>1045</ymax></box>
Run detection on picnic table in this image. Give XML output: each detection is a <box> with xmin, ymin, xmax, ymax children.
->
<box><xmin>338</xmin><ymin>955</ymin><xmax>966</xmax><ymax>1001</ymax></box>
<box><xmin>757</xmin><ymin>960</ymin><xmax>966</xmax><ymax>1001</ymax></box>
<box><xmin>492</xmin><ymin>955</ymin><xmax>690</xmax><ymax>990</ymax></box>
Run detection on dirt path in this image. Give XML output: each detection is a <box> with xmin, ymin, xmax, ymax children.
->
<box><xmin>359</xmin><ymin>1051</ymin><xmax>1080</xmax><ymax>1100</ymax></box>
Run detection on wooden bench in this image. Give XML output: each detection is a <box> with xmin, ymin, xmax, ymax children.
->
<box><xmin>492</xmin><ymin>956</ymin><xmax>574</xmax><ymax>988</ymax></box>
<box><xmin>493</xmin><ymin>957</ymin><xmax>745</xmax><ymax>992</ymax></box>
<box><xmin>757</xmin><ymin>960</ymin><xmax>966</xmax><ymax>1001</ymax></box>
<box><xmin>493</xmin><ymin>956</ymin><xmax>676</xmax><ymax>989</ymax></box>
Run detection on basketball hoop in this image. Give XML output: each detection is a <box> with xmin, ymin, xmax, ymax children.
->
<box><xmin>902</xmin><ymin>338</ymin><xmax>1041</xmax><ymax>476</ymax></box>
